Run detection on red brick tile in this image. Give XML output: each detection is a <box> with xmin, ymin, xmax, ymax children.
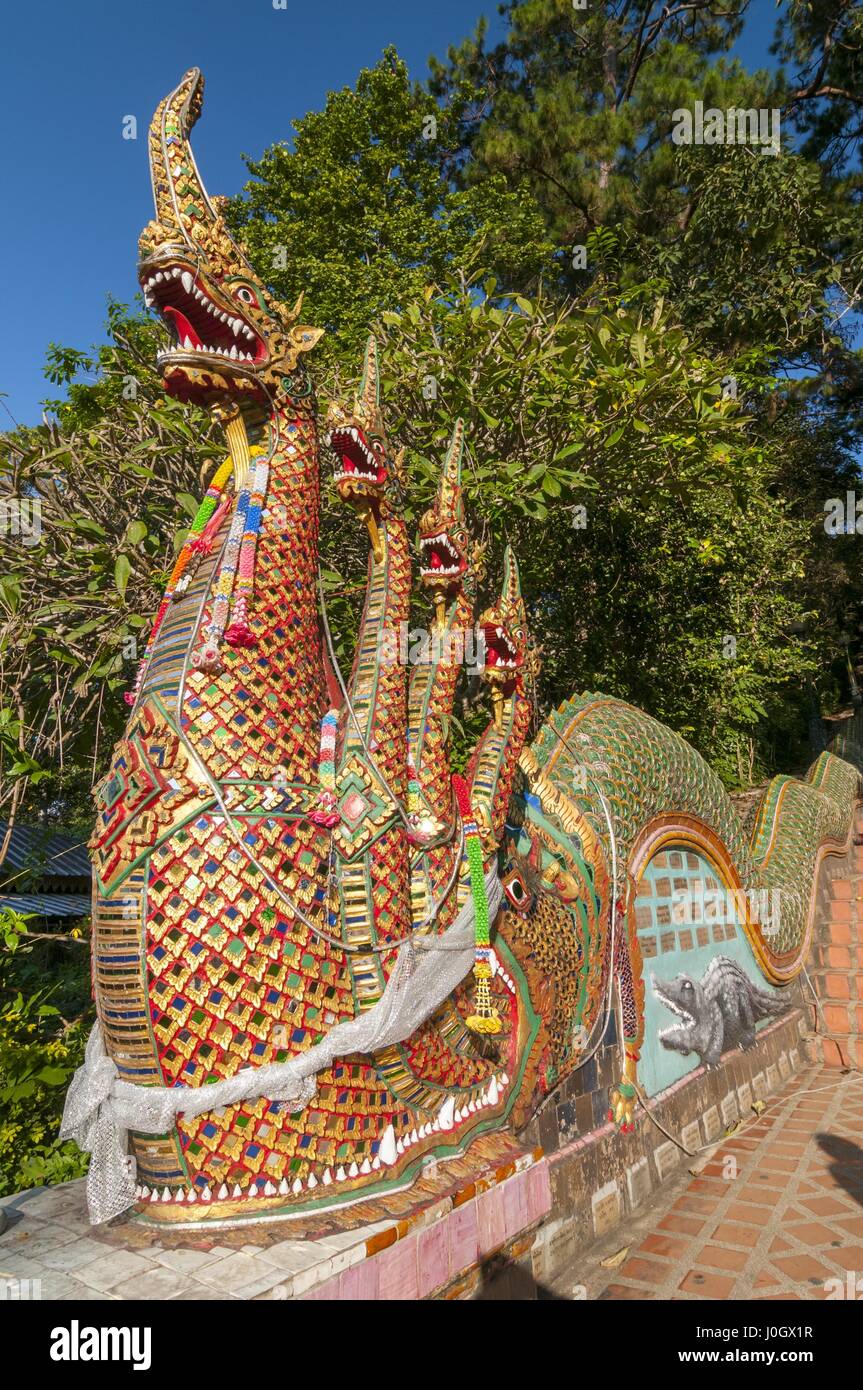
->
<box><xmin>835</xmin><ymin>1216</ymin><xmax>863</xmax><ymax>1239</ymax></box>
<box><xmin>772</xmin><ymin>1253</ymin><xmax>831</xmax><ymax>1282</ymax></box>
<box><xmin>688</xmin><ymin>1177</ymin><xmax>730</xmax><ymax>1194</ymax></box>
<box><xmin>725</xmin><ymin>1202</ymin><xmax>772</xmax><ymax>1226</ymax></box>
<box><xmin>600</xmin><ymin>1282</ymin><xmax>655</xmax><ymax>1300</ymax></box>
<box><xmin>828</xmin><ymin>922</ymin><xmax>852</xmax><ymax>945</ymax></box>
<box><xmin>672</xmin><ymin>1194</ymin><xmax>719</xmax><ymax>1215</ymax></box>
<box><xmin>824</xmin><ymin>973</ymin><xmax>851</xmax><ymax>1000</ymax></box>
<box><xmin>658</xmin><ymin>1213</ymin><xmax>706</xmax><ymax>1237</ymax></box>
<box><xmin>759</xmin><ymin>1156</ymin><xmax>799</xmax><ymax>1175</ymax></box>
<box><xmin>619</xmin><ymin>1256</ymin><xmax>668</xmax><ymax>1286</ymax></box>
<box><xmin>639</xmin><ymin>1233</ymin><xmax>692</xmax><ymax>1260</ymax></box>
<box><xmin>699</xmin><ymin>1244</ymin><xmax>751</xmax><ymax>1272</ymax></box>
<box><xmin>710</xmin><ymin>1221</ymin><xmax>762</xmax><ymax>1248</ymax></box>
<box><xmin>678</xmin><ymin>1270</ymin><xmax>736</xmax><ymax>1298</ymax></box>
<box><xmin>786</xmin><ymin>1221</ymin><xmax>841</xmax><ymax>1246</ymax></box>
<box><xmin>824</xmin><ymin>1245</ymin><xmax>863</xmax><ymax>1273</ymax></box>
<box><xmin>730</xmin><ymin>1190</ymin><xmax>775</xmax><ymax>1209</ymax></box>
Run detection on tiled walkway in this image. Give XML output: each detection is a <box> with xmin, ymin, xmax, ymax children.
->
<box><xmin>585</xmin><ymin>1066</ymin><xmax>863</xmax><ymax>1300</ymax></box>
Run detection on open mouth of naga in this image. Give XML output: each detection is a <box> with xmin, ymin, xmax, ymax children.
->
<box><xmin>482</xmin><ymin>623</ymin><xmax>521</xmax><ymax>671</ymax></box>
<box><xmin>419</xmin><ymin>532</ymin><xmax>464</xmax><ymax>582</ymax></box>
<box><xmin>141</xmin><ymin>263</ymin><xmax>267</xmax><ymax>391</ymax></box>
<box><xmin>327</xmin><ymin>427</ymin><xmax>386</xmax><ymax>490</ymax></box>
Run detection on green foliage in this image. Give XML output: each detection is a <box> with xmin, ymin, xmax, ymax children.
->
<box><xmin>226</xmin><ymin>47</ymin><xmax>554</xmax><ymax>362</ymax></box>
<box><xmin>362</xmin><ymin>269</ymin><xmax>833</xmax><ymax>780</ymax></box>
<box><xmin>0</xmin><ymin>910</ymin><xmax>91</xmax><ymax>1197</ymax></box>
<box><xmin>1</xmin><ymin>306</ymin><xmax>217</xmax><ymax>826</ymax></box>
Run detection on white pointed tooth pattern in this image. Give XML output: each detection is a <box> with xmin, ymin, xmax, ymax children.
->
<box><xmin>378</xmin><ymin>1124</ymin><xmax>398</xmax><ymax>1166</ymax></box>
<box><xmin>437</xmin><ymin>1096</ymin><xmax>455</xmax><ymax>1131</ymax></box>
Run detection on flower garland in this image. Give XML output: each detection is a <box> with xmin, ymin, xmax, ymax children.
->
<box><xmin>405</xmin><ymin>736</ymin><xmax>444</xmax><ymax>845</ymax></box>
<box><xmin>191</xmin><ymin>445</ymin><xmax>268</xmax><ymax>673</ymax></box>
<box><xmin>124</xmin><ymin>455</ymin><xmax>235</xmax><ymax>706</ymax></box>
<box><xmin>452</xmin><ymin>773</ymin><xmax>501</xmax><ymax>1034</ymax></box>
<box><xmin>309</xmin><ymin>708</ymin><xmax>340</xmax><ymax>826</ymax></box>
<box><xmin>224</xmin><ymin>457</ymin><xmax>269</xmax><ymax>649</ymax></box>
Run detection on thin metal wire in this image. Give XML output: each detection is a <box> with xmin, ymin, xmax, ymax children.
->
<box><xmin>169</xmin><ymin>471</ymin><xmax>468</xmax><ymax>953</ymax></box>
<box><xmin>536</xmin><ymin>723</ymin><xmax>621</xmax><ymax>1073</ymax></box>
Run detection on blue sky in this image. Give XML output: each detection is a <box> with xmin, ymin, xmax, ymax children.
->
<box><xmin>1</xmin><ymin>0</ymin><xmax>787</xmax><ymax>428</ymax></box>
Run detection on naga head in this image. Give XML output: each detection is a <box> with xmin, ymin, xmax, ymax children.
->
<box><xmin>325</xmin><ymin>336</ymin><xmax>398</xmax><ymax>559</ymax></box>
<box><xmin>478</xmin><ymin>547</ymin><xmax>528</xmax><ymax>722</ymax></box>
<box><xmin>325</xmin><ymin>337</ymin><xmax>393</xmax><ymax>503</ymax></box>
<box><xmin>418</xmin><ymin>419</ymin><xmax>473</xmax><ymax>622</ymax></box>
<box><xmin>139</xmin><ymin>69</ymin><xmax>322</xmax><ymax>411</ymax></box>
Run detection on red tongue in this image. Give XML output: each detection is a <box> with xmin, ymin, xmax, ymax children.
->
<box><xmin>430</xmin><ymin>553</ymin><xmax>442</xmax><ymax>569</ymax></box>
<box><xmin>163</xmin><ymin>306</ymin><xmax>201</xmax><ymax>349</ymax></box>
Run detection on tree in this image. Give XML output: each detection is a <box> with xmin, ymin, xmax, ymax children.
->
<box><xmin>226</xmin><ymin>47</ymin><xmax>554</xmax><ymax>363</ymax></box>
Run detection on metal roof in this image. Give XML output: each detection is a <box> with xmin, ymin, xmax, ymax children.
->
<box><xmin>0</xmin><ymin>823</ymin><xmax>90</xmax><ymax>880</ymax></box>
<box><xmin>0</xmin><ymin>893</ymin><xmax>91</xmax><ymax>919</ymax></box>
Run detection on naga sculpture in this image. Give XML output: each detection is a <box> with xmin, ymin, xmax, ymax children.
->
<box><xmin>64</xmin><ymin>69</ymin><xmax>859</xmax><ymax>1227</ymax></box>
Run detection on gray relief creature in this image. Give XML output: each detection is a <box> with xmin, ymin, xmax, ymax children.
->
<box><xmin>653</xmin><ymin>956</ymin><xmax>791</xmax><ymax>1068</ymax></box>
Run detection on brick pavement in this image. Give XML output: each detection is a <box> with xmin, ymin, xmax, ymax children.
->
<box><xmin>584</xmin><ymin>1066</ymin><xmax>863</xmax><ymax>1301</ymax></box>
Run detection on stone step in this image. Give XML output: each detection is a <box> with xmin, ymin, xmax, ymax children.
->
<box><xmin>808</xmin><ymin>942</ymin><xmax>863</xmax><ymax>970</ymax></box>
<box><xmin>815</xmin><ymin>998</ymin><xmax>863</xmax><ymax>1033</ymax></box>
<box><xmin>805</xmin><ymin>968</ymin><xmax>863</xmax><ymax>1001</ymax></box>
<box><xmin>815</xmin><ymin>1034</ymin><xmax>863</xmax><ymax>1067</ymax></box>
<box><xmin>815</xmin><ymin>912</ymin><xmax>863</xmax><ymax>945</ymax></box>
